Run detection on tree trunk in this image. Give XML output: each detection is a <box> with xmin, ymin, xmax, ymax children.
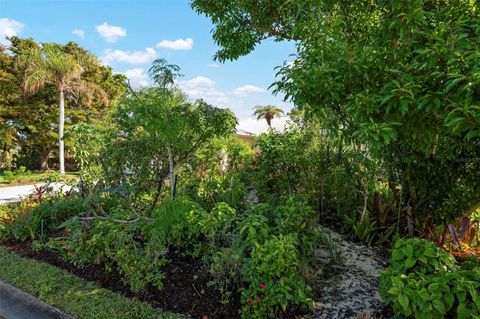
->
<box><xmin>58</xmin><ymin>87</ymin><xmax>65</xmax><ymax>175</ymax></box>
<box><xmin>266</xmin><ymin>117</ymin><xmax>272</xmax><ymax>128</ymax></box>
<box><xmin>39</xmin><ymin>148</ymin><xmax>50</xmax><ymax>171</ymax></box>
<box><xmin>167</xmin><ymin>144</ymin><xmax>175</xmax><ymax>199</ymax></box>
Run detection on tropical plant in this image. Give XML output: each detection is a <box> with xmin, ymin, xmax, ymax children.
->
<box><xmin>17</xmin><ymin>43</ymin><xmax>108</xmax><ymax>174</ymax></box>
<box><xmin>193</xmin><ymin>0</ymin><xmax>480</xmax><ymax>227</ymax></box>
<box><xmin>252</xmin><ymin>105</ymin><xmax>284</xmax><ymax>128</ymax></box>
<box><xmin>381</xmin><ymin>238</ymin><xmax>480</xmax><ymax>319</ymax></box>
<box><xmin>240</xmin><ymin>234</ymin><xmax>313</xmax><ymax>318</ymax></box>
<box><xmin>425</xmin><ymin>215</ymin><xmax>480</xmax><ymax>259</ymax></box>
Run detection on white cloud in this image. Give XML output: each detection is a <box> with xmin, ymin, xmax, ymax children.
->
<box><xmin>124</xmin><ymin>68</ymin><xmax>149</xmax><ymax>88</ymax></box>
<box><xmin>157</xmin><ymin>38</ymin><xmax>193</xmax><ymax>50</ymax></box>
<box><xmin>207</xmin><ymin>63</ymin><xmax>219</xmax><ymax>68</ymax></box>
<box><xmin>0</xmin><ymin>18</ymin><xmax>25</xmax><ymax>45</ymax></box>
<box><xmin>95</xmin><ymin>22</ymin><xmax>126</xmax><ymax>43</ymax></box>
<box><xmin>237</xmin><ymin>117</ymin><xmax>289</xmax><ymax>134</ymax></box>
<box><xmin>233</xmin><ymin>85</ymin><xmax>265</xmax><ymax>97</ymax></box>
<box><xmin>101</xmin><ymin>47</ymin><xmax>156</xmax><ymax>65</ymax></box>
<box><xmin>178</xmin><ymin>76</ymin><xmax>229</xmax><ymax>105</ymax></box>
<box><xmin>72</xmin><ymin>29</ymin><xmax>84</xmax><ymax>39</ymax></box>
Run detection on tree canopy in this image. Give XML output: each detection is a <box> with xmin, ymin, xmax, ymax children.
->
<box><xmin>193</xmin><ymin>0</ymin><xmax>480</xmax><ymax>221</ymax></box>
<box><xmin>253</xmin><ymin>105</ymin><xmax>284</xmax><ymax>128</ymax></box>
<box><xmin>0</xmin><ymin>37</ymin><xmax>126</xmax><ymax>170</ymax></box>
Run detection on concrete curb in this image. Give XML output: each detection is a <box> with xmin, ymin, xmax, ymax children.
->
<box><xmin>0</xmin><ymin>279</ymin><xmax>73</xmax><ymax>319</ymax></box>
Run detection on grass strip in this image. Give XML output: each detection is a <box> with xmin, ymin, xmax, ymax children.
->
<box><xmin>0</xmin><ymin>246</ymin><xmax>185</xmax><ymax>319</ymax></box>
<box><xmin>0</xmin><ymin>171</ymin><xmax>78</xmax><ymax>187</ymax></box>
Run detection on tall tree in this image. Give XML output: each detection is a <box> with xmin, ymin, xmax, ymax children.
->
<box><xmin>193</xmin><ymin>0</ymin><xmax>480</xmax><ymax>222</ymax></box>
<box><xmin>1</xmin><ymin>38</ymin><xmax>126</xmax><ymax>171</ymax></box>
<box><xmin>17</xmin><ymin>43</ymin><xmax>108</xmax><ymax>174</ymax></box>
<box><xmin>0</xmin><ymin>44</ymin><xmax>21</xmax><ymax>168</ymax></box>
<box><xmin>253</xmin><ymin>105</ymin><xmax>284</xmax><ymax>128</ymax></box>
<box><xmin>148</xmin><ymin>58</ymin><xmax>183</xmax><ymax>197</ymax></box>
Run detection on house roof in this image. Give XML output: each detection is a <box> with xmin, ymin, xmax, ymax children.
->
<box><xmin>235</xmin><ymin>129</ymin><xmax>257</xmax><ymax>137</ymax></box>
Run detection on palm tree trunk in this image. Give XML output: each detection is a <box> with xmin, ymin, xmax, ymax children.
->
<box><xmin>58</xmin><ymin>87</ymin><xmax>65</xmax><ymax>175</ymax></box>
<box><xmin>267</xmin><ymin>117</ymin><xmax>272</xmax><ymax>128</ymax></box>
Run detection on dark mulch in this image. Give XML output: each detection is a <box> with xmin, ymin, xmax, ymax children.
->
<box><xmin>3</xmin><ymin>240</ymin><xmax>240</xmax><ymax>319</ymax></box>
<box><xmin>2</xmin><ymin>240</ymin><xmax>309</xmax><ymax>319</ymax></box>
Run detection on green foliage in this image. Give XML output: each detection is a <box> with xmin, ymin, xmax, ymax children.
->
<box><xmin>91</xmin><ymin>82</ymin><xmax>238</xmax><ymax>203</ymax></box>
<box><xmin>180</xmin><ymin>136</ymin><xmax>254</xmax><ymax>210</ymax></box>
<box><xmin>272</xmin><ymin>197</ymin><xmax>319</xmax><ymax>258</ymax></box>
<box><xmin>64</xmin><ymin>123</ymin><xmax>105</xmax><ymax>185</ymax></box>
<box><xmin>236</xmin><ymin>208</ymin><xmax>271</xmax><ymax>248</ymax></box>
<box><xmin>240</xmin><ymin>235</ymin><xmax>313</xmax><ymax>318</ymax></box>
<box><xmin>194</xmin><ymin>0</ymin><xmax>480</xmax><ymax>227</ymax></box>
<box><xmin>0</xmin><ymin>196</ymin><xmax>88</xmax><ymax>241</ymax></box>
<box><xmin>0</xmin><ymin>37</ymin><xmax>126</xmax><ymax>171</ymax></box>
<box><xmin>0</xmin><ymin>247</ymin><xmax>184</xmax><ymax>319</ymax></box>
<box><xmin>344</xmin><ymin>214</ymin><xmax>378</xmax><ymax>247</ymax></box>
<box><xmin>252</xmin><ymin>105</ymin><xmax>284</xmax><ymax>128</ymax></box>
<box><xmin>52</xmin><ymin>198</ymin><xmax>202</xmax><ymax>292</ymax></box>
<box><xmin>388</xmin><ymin>238</ymin><xmax>456</xmax><ymax>274</ymax></box>
<box><xmin>381</xmin><ymin>238</ymin><xmax>480</xmax><ymax>318</ymax></box>
<box><xmin>169</xmin><ymin>201</ymin><xmax>237</xmax><ymax>256</ymax></box>
<box><xmin>208</xmin><ymin>237</ymin><xmax>244</xmax><ymax>304</ymax></box>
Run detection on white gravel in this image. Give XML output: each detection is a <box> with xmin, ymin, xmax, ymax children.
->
<box><xmin>314</xmin><ymin>226</ymin><xmax>388</xmax><ymax>319</ymax></box>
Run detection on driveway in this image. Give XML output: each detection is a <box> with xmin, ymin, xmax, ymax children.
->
<box><xmin>0</xmin><ymin>279</ymin><xmax>71</xmax><ymax>319</ymax></box>
<box><xmin>0</xmin><ymin>183</ymin><xmax>70</xmax><ymax>204</ymax></box>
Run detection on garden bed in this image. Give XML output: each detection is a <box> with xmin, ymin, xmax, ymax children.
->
<box><xmin>2</xmin><ymin>240</ymin><xmax>308</xmax><ymax>319</ymax></box>
<box><xmin>2</xmin><ymin>241</ymin><xmax>236</xmax><ymax>318</ymax></box>
<box><xmin>0</xmin><ymin>246</ymin><xmax>182</xmax><ymax>319</ymax></box>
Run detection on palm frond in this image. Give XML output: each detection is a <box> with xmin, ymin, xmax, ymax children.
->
<box><xmin>252</xmin><ymin>105</ymin><xmax>284</xmax><ymax>120</ymax></box>
<box><xmin>23</xmin><ymin>69</ymin><xmax>51</xmax><ymax>95</ymax></box>
<box><xmin>68</xmin><ymin>79</ymin><xmax>109</xmax><ymax>106</ymax></box>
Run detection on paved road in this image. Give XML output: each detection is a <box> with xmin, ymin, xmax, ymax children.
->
<box><xmin>0</xmin><ymin>183</ymin><xmax>69</xmax><ymax>204</ymax></box>
<box><xmin>0</xmin><ymin>280</ymin><xmax>71</xmax><ymax>319</ymax></box>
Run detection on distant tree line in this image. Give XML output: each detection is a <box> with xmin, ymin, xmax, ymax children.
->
<box><xmin>0</xmin><ymin>37</ymin><xmax>127</xmax><ymax>171</ymax></box>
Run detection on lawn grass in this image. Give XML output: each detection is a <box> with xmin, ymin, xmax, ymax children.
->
<box><xmin>0</xmin><ymin>247</ymin><xmax>185</xmax><ymax>319</ymax></box>
<box><xmin>0</xmin><ymin>170</ymin><xmax>78</xmax><ymax>187</ymax></box>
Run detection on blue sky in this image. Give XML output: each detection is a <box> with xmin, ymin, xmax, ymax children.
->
<box><xmin>0</xmin><ymin>0</ymin><xmax>296</xmax><ymax>133</ymax></box>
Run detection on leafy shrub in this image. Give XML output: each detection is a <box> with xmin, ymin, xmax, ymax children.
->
<box><xmin>272</xmin><ymin>198</ymin><xmax>319</xmax><ymax>258</ymax></box>
<box><xmin>59</xmin><ymin>213</ymin><xmax>169</xmax><ymax>292</ymax></box>
<box><xmin>236</xmin><ymin>207</ymin><xmax>272</xmax><ymax>248</ymax></box>
<box><xmin>169</xmin><ymin>201</ymin><xmax>237</xmax><ymax>256</ymax></box>
<box><xmin>381</xmin><ymin>238</ymin><xmax>480</xmax><ymax>318</ymax></box>
<box><xmin>0</xmin><ymin>196</ymin><xmax>89</xmax><ymax>241</ymax></box>
<box><xmin>240</xmin><ymin>235</ymin><xmax>313</xmax><ymax>318</ymax></box>
<box><xmin>1</xmin><ymin>166</ymin><xmax>29</xmax><ymax>182</ymax></box>
<box><xmin>180</xmin><ymin>136</ymin><xmax>254</xmax><ymax>211</ymax></box>
<box><xmin>387</xmin><ymin>238</ymin><xmax>456</xmax><ymax>274</ymax></box>
<box><xmin>0</xmin><ymin>200</ymin><xmax>39</xmax><ymax>241</ymax></box>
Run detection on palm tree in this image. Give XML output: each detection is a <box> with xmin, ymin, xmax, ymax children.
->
<box><xmin>19</xmin><ymin>44</ymin><xmax>106</xmax><ymax>174</ymax></box>
<box><xmin>253</xmin><ymin>105</ymin><xmax>284</xmax><ymax>128</ymax></box>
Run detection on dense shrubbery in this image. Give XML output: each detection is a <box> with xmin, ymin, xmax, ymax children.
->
<box><xmin>381</xmin><ymin>239</ymin><xmax>480</xmax><ymax>318</ymax></box>
<box><xmin>1</xmin><ymin>18</ymin><xmax>479</xmax><ymax>317</ymax></box>
<box><xmin>0</xmin><ymin>190</ymin><xmax>86</xmax><ymax>241</ymax></box>
<box><xmin>0</xmin><ymin>184</ymin><xmax>318</xmax><ymax>318</ymax></box>
<box><xmin>193</xmin><ymin>0</ymin><xmax>480</xmax><ymax>243</ymax></box>
<box><xmin>179</xmin><ymin>136</ymin><xmax>255</xmax><ymax>211</ymax></box>
<box><xmin>253</xmin><ymin>121</ymin><xmax>396</xmax><ymax>245</ymax></box>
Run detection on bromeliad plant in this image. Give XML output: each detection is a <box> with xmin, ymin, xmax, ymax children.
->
<box><xmin>424</xmin><ymin>214</ymin><xmax>480</xmax><ymax>259</ymax></box>
<box><xmin>446</xmin><ymin>216</ymin><xmax>479</xmax><ymax>258</ymax></box>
